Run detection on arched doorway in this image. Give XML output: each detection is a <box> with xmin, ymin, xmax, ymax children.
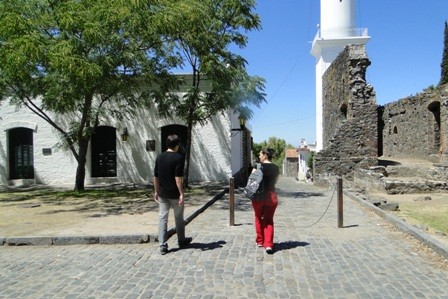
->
<box><xmin>377</xmin><ymin>106</ymin><xmax>385</xmax><ymax>157</ymax></box>
<box><xmin>91</xmin><ymin>126</ymin><xmax>117</xmax><ymax>177</ymax></box>
<box><xmin>427</xmin><ymin>101</ymin><xmax>441</xmax><ymax>154</ymax></box>
<box><xmin>340</xmin><ymin>103</ymin><xmax>348</xmax><ymax>119</ymax></box>
<box><xmin>8</xmin><ymin>127</ymin><xmax>34</xmax><ymax>179</ymax></box>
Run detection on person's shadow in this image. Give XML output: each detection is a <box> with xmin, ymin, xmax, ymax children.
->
<box><xmin>271</xmin><ymin>240</ymin><xmax>310</xmax><ymax>253</ymax></box>
<box><xmin>169</xmin><ymin>240</ymin><xmax>226</xmax><ymax>253</ymax></box>
<box><xmin>168</xmin><ymin>240</ymin><xmax>309</xmax><ymax>254</ymax></box>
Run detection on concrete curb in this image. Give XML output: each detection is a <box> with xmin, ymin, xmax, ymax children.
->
<box><xmin>344</xmin><ymin>190</ymin><xmax>448</xmax><ymax>261</ymax></box>
<box><xmin>1</xmin><ymin>189</ymin><xmax>228</xmax><ymax>247</ymax></box>
<box><xmin>2</xmin><ymin>235</ymin><xmax>155</xmax><ymax>246</ymax></box>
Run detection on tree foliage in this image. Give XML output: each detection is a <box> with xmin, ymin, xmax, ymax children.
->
<box><xmin>156</xmin><ymin>0</ymin><xmax>266</xmax><ymax>186</ymax></box>
<box><xmin>440</xmin><ymin>21</ymin><xmax>448</xmax><ymax>86</ymax></box>
<box><xmin>0</xmin><ymin>0</ymin><xmax>266</xmax><ymax>189</ymax></box>
<box><xmin>306</xmin><ymin>151</ymin><xmax>315</xmax><ymax>170</ymax></box>
<box><xmin>0</xmin><ymin>0</ymin><xmax>181</xmax><ymax>190</ymax></box>
<box><xmin>253</xmin><ymin>137</ymin><xmax>295</xmax><ymax>168</ymax></box>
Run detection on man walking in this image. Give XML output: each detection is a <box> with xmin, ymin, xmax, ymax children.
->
<box><xmin>154</xmin><ymin>134</ymin><xmax>192</xmax><ymax>255</ymax></box>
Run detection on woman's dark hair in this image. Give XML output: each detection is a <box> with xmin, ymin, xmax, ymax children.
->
<box><xmin>166</xmin><ymin>134</ymin><xmax>180</xmax><ymax>149</ymax></box>
<box><xmin>261</xmin><ymin>148</ymin><xmax>275</xmax><ymax>161</ymax></box>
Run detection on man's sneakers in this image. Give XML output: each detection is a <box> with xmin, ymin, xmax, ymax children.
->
<box><xmin>160</xmin><ymin>237</ymin><xmax>192</xmax><ymax>255</ymax></box>
<box><xmin>178</xmin><ymin>237</ymin><xmax>192</xmax><ymax>248</ymax></box>
<box><xmin>160</xmin><ymin>244</ymin><xmax>169</xmax><ymax>255</ymax></box>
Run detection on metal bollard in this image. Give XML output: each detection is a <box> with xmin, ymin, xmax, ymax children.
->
<box><xmin>229</xmin><ymin>177</ymin><xmax>235</xmax><ymax>226</ymax></box>
<box><xmin>337</xmin><ymin>178</ymin><xmax>343</xmax><ymax>228</ymax></box>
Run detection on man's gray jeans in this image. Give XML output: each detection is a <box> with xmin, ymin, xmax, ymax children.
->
<box><xmin>158</xmin><ymin>196</ymin><xmax>185</xmax><ymax>246</ymax></box>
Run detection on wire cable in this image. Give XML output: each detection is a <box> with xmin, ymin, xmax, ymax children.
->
<box><xmin>296</xmin><ymin>183</ymin><xmax>337</xmax><ymax>228</ymax></box>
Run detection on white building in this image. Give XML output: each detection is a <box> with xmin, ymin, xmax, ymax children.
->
<box><xmin>297</xmin><ymin>139</ymin><xmax>316</xmax><ymax>182</ymax></box>
<box><xmin>0</xmin><ymin>88</ymin><xmax>250</xmax><ymax>188</ymax></box>
<box><xmin>311</xmin><ymin>0</ymin><xmax>370</xmax><ymax>151</ymax></box>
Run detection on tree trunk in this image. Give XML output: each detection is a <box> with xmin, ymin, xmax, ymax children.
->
<box><xmin>74</xmin><ymin>138</ymin><xmax>89</xmax><ymax>191</ymax></box>
<box><xmin>183</xmin><ymin>117</ymin><xmax>194</xmax><ymax>189</ymax></box>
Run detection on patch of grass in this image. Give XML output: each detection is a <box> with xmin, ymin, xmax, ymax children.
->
<box><xmin>0</xmin><ymin>183</ymin><xmax>224</xmax><ymax>203</ymax></box>
<box><xmin>52</xmin><ymin>189</ymin><xmax>150</xmax><ymax>200</ymax></box>
<box><xmin>399</xmin><ymin>203</ymin><xmax>448</xmax><ymax>234</ymax></box>
<box><xmin>0</xmin><ymin>188</ymin><xmax>150</xmax><ymax>201</ymax></box>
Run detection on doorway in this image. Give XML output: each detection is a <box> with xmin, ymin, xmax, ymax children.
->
<box><xmin>428</xmin><ymin>101</ymin><xmax>441</xmax><ymax>154</ymax></box>
<box><xmin>8</xmin><ymin>127</ymin><xmax>34</xmax><ymax>179</ymax></box>
<box><xmin>91</xmin><ymin>126</ymin><xmax>117</xmax><ymax>177</ymax></box>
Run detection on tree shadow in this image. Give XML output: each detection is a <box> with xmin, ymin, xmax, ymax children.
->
<box><xmin>276</xmin><ymin>189</ymin><xmax>325</xmax><ymax>199</ymax></box>
<box><xmin>1</xmin><ymin>185</ymin><xmax>227</xmax><ymax>218</ymax></box>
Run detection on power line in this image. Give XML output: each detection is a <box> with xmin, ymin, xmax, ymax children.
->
<box><xmin>254</xmin><ymin>115</ymin><xmax>314</xmax><ymax>128</ymax></box>
<box><xmin>252</xmin><ymin>53</ymin><xmax>303</xmax><ymax>123</ymax></box>
<box><xmin>252</xmin><ymin>0</ymin><xmax>315</xmax><ymax>124</ymax></box>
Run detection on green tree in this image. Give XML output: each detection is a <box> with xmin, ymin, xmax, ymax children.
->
<box><xmin>440</xmin><ymin>21</ymin><xmax>448</xmax><ymax>86</ymax></box>
<box><xmin>158</xmin><ymin>0</ymin><xmax>266</xmax><ymax>187</ymax></box>
<box><xmin>306</xmin><ymin>151</ymin><xmax>315</xmax><ymax>170</ymax></box>
<box><xmin>0</xmin><ymin>0</ymin><xmax>181</xmax><ymax>190</ymax></box>
<box><xmin>253</xmin><ymin>137</ymin><xmax>294</xmax><ymax>168</ymax></box>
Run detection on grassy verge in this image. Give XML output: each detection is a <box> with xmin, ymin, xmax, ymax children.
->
<box><xmin>0</xmin><ymin>184</ymin><xmax>215</xmax><ymax>203</ymax></box>
<box><xmin>397</xmin><ymin>202</ymin><xmax>448</xmax><ymax>235</ymax></box>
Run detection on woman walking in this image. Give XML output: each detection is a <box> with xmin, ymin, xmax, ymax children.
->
<box><xmin>251</xmin><ymin>148</ymin><xmax>279</xmax><ymax>254</ymax></box>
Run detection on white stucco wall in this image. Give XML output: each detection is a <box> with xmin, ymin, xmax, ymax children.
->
<box><xmin>297</xmin><ymin>151</ymin><xmax>310</xmax><ymax>181</ymax></box>
<box><xmin>0</xmin><ymin>99</ymin><xmax>234</xmax><ymax>188</ymax></box>
<box><xmin>1</xmin><ymin>101</ymin><xmax>79</xmax><ymax>187</ymax></box>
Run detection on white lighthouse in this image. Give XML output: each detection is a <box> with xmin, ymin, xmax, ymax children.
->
<box><xmin>311</xmin><ymin>0</ymin><xmax>370</xmax><ymax>151</ymax></box>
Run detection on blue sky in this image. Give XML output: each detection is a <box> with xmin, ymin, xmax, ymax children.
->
<box><xmin>238</xmin><ymin>0</ymin><xmax>448</xmax><ymax>147</ymax></box>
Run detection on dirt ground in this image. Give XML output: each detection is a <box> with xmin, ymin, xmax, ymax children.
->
<box><xmin>0</xmin><ymin>184</ymin><xmax>225</xmax><ymax>237</ymax></box>
<box><xmin>1</xmin><ymin>198</ymin><xmax>156</xmax><ymax>237</ymax></box>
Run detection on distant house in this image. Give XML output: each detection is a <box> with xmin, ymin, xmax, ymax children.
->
<box><xmin>296</xmin><ymin>139</ymin><xmax>316</xmax><ymax>182</ymax></box>
<box><xmin>282</xmin><ymin>148</ymin><xmax>298</xmax><ymax>177</ymax></box>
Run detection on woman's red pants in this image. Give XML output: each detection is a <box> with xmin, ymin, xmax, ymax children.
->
<box><xmin>251</xmin><ymin>191</ymin><xmax>278</xmax><ymax>248</ymax></box>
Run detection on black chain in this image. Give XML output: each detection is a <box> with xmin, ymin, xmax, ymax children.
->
<box><xmin>296</xmin><ymin>184</ymin><xmax>337</xmax><ymax>228</ymax></box>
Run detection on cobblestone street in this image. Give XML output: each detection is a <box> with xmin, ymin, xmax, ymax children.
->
<box><xmin>1</xmin><ymin>178</ymin><xmax>448</xmax><ymax>298</ymax></box>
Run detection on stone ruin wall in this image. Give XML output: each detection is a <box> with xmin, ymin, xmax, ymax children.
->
<box><xmin>314</xmin><ymin>44</ymin><xmax>378</xmax><ymax>186</ymax></box>
<box><xmin>283</xmin><ymin>158</ymin><xmax>298</xmax><ymax>177</ymax></box>
<box><xmin>380</xmin><ymin>85</ymin><xmax>448</xmax><ymax>162</ymax></box>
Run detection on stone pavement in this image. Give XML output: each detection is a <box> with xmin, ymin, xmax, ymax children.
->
<box><xmin>1</xmin><ymin>177</ymin><xmax>448</xmax><ymax>298</ymax></box>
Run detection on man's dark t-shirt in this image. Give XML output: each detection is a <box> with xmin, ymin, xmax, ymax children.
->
<box><xmin>154</xmin><ymin>151</ymin><xmax>184</xmax><ymax>199</ymax></box>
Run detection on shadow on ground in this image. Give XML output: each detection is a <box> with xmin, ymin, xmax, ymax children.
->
<box><xmin>0</xmin><ymin>183</ymin><xmax>228</xmax><ymax>218</ymax></box>
<box><xmin>276</xmin><ymin>189</ymin><xmax>325</xmax><ymax>199</ymax></box>
<box><xmin>274</xmin><ymin>240</ymin><xmax>310</xmax><ymax>252</ymax></box>
<box><xmin>169</xmin><ymin>240</ymin><xmax>227</xmax><ymax>253</ymax></box>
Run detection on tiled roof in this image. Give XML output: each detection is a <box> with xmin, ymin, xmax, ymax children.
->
<box><xmin>285</xmin><ymin>148</ymin><xmax>298</xmax><ymax>158</ymax></box>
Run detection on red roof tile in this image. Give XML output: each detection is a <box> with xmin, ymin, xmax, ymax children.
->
<box><xmin>285</xmin><ymin>148</ymin><xmax>298</xmax><ymax>158</ymax></box>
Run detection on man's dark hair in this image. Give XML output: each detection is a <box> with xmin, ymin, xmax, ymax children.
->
<box><xmin>166</xmin><ymin>134</ymin><xmax>180</xmax><ymax>149</ymax></box>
